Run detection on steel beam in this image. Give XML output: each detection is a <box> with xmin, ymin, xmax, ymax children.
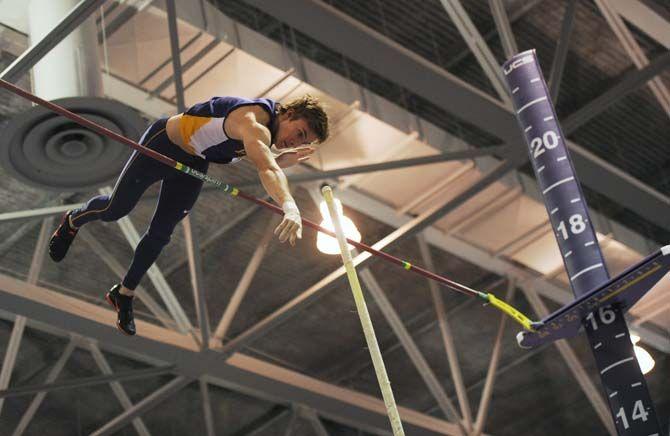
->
<box><xmin>199</xmin><ymin>379</ymin><xmax>217</xmax><ymax>436</ymax></box>
<box><xmin>0</xmin><ymin>221</ymin><xmax>41</xmax><ymax>256</ymax></box>
<box><xmin>446</xmin><ymin>187</ymin><xmax>521</xmax><ymax>235</ymax></box>
<box><xmin>11</xmin><ymin>340</ymin><xmax>76</xmax><ymax>436</ymax></box>
<box><xmin>79</xmin><ymin>230</ymin><xmax>174</xmax><ymax>327</ymax></box>
<box><xmin>219</xmin><ymin>160</ymin><xmax>516</xmax><ymax>358</ymax></box>
<box><xmin>488</xmin><ymin>0</ymin><xmax>519</xmax><ymax>58</ymax></box>
<box><xmin>609</xmin><ymin>0</ymin><xmax>670</xmax><ymax>49</ymax></box>
<box><xmin>417</xmin><ymin>234</ymin><xmax>473</xmax><ymax>432</ymax></box>
<box><xmin>568</xmin><ymin>141</ymin><xmax>670</xmax><ymax>231</ymax></box>
<box><xmin>337</xmin><ymin>131</ymin><xmax>419</xmax><ymax>191</ymax></box>
<box><xmin>163</xmin><ymin>203</ymin><xmax>262</xmax><ymax>277</ymax></box>
<box><xmin>632</xmin><ymin>301</ymin><xmax>670</xmax><ymax>327</ymax></box>
<box><xmin>139</xmin><ymin>32</ymin><xmax>204</xmax><ymax>86</ymax></box>
<box><xmin>97</xmin><ymin>1</ymin><xmax>121</xmax><ymax>24</ymax></box>
<box><xmin>183</xmin><ymin>216</ymin><xmax>212</xmax><ymax>349</ymax></box>
<box><xmin>91</xmin><ymin>376</ymin><xmax>191</xmax><ymax>436</ymax></box>
<box><xmin>444</xmin><ymin>0</ymin><xmax>546</xmax><ymax>69</ymax></box>
<box><xmin>97</xmin><ymin>1</ymin><xmax>148</xmax><ymax>44</ymax></box>
<box><xmin>102</xmin><ymin>70</ymin><xmax>177</xmax><ymax>118</ymax></box>
<box><xmin>0</xmin><ymin>274</ymin><xmax>465</xmax><ymax>435</ymax></box>
<box><xmin>244</xmin><ymin>0</ymin><xmax>670</xmax><ymax>233</ymax></box>
<box><xmin>88</xmin><ymin>343</ymin><xmax>152</xmax><ymax>436</ymax></box>
<box><xmin>236</xmin><ymin>146</ymin><xmax>510</xmax><ymax>188</ymax></box>
<box><xmin>396</xmin><ymin>161</ymin><xmax>474</xmax><ymax>216</ymax></box>
<box><xmin>183</xmin><ymin>47</ymin><xmax>237</xmax><ymax>92</ymax></box>
<box><xmin>472</xmin><ymin>280</ymin><xmax>515</xmax><ymax>436</ymax></box>
<box><xmin>79</xmin><ymin>230</ymin><xmax>175</xmax><ymax>329</ymax></box>
<box><xmin>594</xmin><ymin>0</ymin><xmax>670</xmax><ymax>118</ymax></box>
<box><xmin>426</xmin><ymin>344</ymin><xmax>550</xmax><ymax>416</ymax></box>
<box><xmin>548</xmin><ymin>0</ymin><xmax>577</xmax><ymax>103</ymax></box>
<box><xmin>244</xmin><ymin>0</ymin><xmax>520</xmax><ymax>146</ymax></box>
<box><xmin>563</xmin><ymin>50</ymin><xmax>670</xmax><ymax>134</ymax></box>
<box><xmin>335</xmin><ymin>186</ymin><xmax>669</xmax><ymax>353</ymax></box>
<box><xmin>0</xmin><ymin>205</ymin><xmax>79</xmax><ymax>224</ymax></box>
<box><xmin>282</xmin><ymin>409</ymin><xmax>299</xmax><ymax>436</ymax></box>
<box><xmin>465</xmin><ymin>344</ymin><xmax>548</xmax><ymax>395</ymax></box>
<box><xmin>27</xmin><ymin>218</ymin><xmax>53</xmax><ymax>284</ymax></box>
<box><xmin>156</xmin><ymin>39</ymin><xmax>222</xmax><ymax>97</ymax></box>
<box><xmin>301</xmin><ymin>407</ymin><xmax>331</xmax><ymax>436</ymax></box>
<box><xmin>0</xmin><ymin>0</ymin><xmax>106</xmax><ymax>83</ymax></box>
<box><xmin>232</xmin><ymin>407</ymin><xmax>289</xmax><ymax>436</ymax></box>
<box><xmin>438</xmin><ymin>0</ymin><xmax>511</xmax><ymax>104</ymax></box>
<box><xmin>166</xmin><ymin>0</ymin><xmax>187</xmax><ymax>112</ymax></box>
<box><xmin>493</xmin><ymin>218</ymin><xmax>551</xmax><ymax>258</ymax></box>
<box><xmin>0</xmin><ymin>365</ymin><xmax>176</xmax><ymax>399</ymax></box>
<box><xmin>256</xmin><ymin>68</ymin><xmax>296</xmax><ymax>98</ymax></box>
<box><xmin>358</xmin><ymin>268</ymin><xmax>465</xmax><ymax>433</ymax></box>
<box><xmin>327</xmin><ymin>298</ymin><xmax>480</xmax><ymax>386</ymax></box>
<box><xmin>0</xmin><ymin>217</ymin><xmax>52</xmax><ymax>414</ymax></box>
<box><xmin>213</xmin><ymin>218</ymin><xmax>276</xmax><ymax>342</ymax></box>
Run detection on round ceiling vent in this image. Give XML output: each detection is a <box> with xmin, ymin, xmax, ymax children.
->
<box><xmin>0</xmin><ymin>97</ymin><xmax>146</xmax><ymax>191</ymax></box>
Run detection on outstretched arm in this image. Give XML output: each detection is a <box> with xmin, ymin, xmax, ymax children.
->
<box><xmin>238</xmin><ymin>113</ymin><xmax>302</xmax><ymax>245</ymax></box>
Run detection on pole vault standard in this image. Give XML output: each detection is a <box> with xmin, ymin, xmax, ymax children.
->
<box><xmin>0</xmin><ymin>78</ymin><xmax>538</xmax><ymax>329</ymax></box>
<box><xmin>502</xmin><ymin>49</ymin><xmax>661</xmax><ymax>435</ymax></box>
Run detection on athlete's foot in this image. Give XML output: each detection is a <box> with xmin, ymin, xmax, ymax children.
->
<box><xmin>48</xmin><ymin>211</ymin><xmax>78</xmax><ymax>262</ymax></box>
<box><xmin>105</xmin><ymin>284</ymin><xmax>136</xmax><ymax>336</ymax></box>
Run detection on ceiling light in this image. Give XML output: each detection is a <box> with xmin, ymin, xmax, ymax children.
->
<box><xmin>316</xmin><ymin>199</ymin><xmax>361</xmax><ymax>255</ymax></box>
<box><xmin>630</xmin><ymin>333</ymin><xmax>655</xmax><ymax>375</ymax></box>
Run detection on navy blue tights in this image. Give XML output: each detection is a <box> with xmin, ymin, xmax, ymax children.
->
<box><xmin>70</xmin><ymin>118</ymin><xmax>208</xmax><ymax>290</ymax></box>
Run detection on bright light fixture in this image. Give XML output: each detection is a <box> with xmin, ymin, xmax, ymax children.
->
<box><xmin>630</xmin><ymin>333</ymin><xmax>655</xmax><ymax>375</ymax></box>
<box><xmin>316</xmin><ymin>199</ymin><xmax>361</xmax><ymax>255</ymax></box>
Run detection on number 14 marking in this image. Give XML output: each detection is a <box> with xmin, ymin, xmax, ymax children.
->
<box><xmin>616</xmin><ymin>400</ymin><xmax>649</xmax><ymax>429</ymax></box>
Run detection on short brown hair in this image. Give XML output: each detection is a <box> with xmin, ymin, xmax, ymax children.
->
<box><xmin>280</xmin><ymin>94</ymin><xmax>329</xmax><ymax>143</ymax></box>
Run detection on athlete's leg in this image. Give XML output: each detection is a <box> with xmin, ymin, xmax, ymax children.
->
<box><xmin>99</xmin><ymin>122</ymin><xmax>203</xmax><ymax>336</ymax></box>
<box><xmin>69</xmin><ymin>123</ymin><xmax>169</xmax><ymax>228</ymax></box>
<box><xmin>49</xmin><ymin>120</ymin><xmax>169</xmax><ymax>262</ymax></box>
<box><xmin>122</xmin><ymin>161</ymin><xmax>207</xmax><ymax>291</ymax></box>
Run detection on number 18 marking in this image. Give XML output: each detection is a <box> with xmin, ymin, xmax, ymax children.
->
<box><xmin>556</xmin><ymin>214</ymin><xmax>587</xmax><ymax>240</ymax></box>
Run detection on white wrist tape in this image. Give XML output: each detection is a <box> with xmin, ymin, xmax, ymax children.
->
<box><xmin>282</xmin><ymin>201</ymin><xmax>300</xmax><ymax>216</ymax></box>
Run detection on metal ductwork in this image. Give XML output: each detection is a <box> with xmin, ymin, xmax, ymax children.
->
<box><xmin>0</xmin><ymin>0</ymin><xmax>145</xmax><ymax>191</ymax></box>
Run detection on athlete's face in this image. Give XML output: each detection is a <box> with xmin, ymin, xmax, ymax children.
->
<box><xmin>275</xmin><ymin>111</ymin><xmax>317</xmax><ymax>149</ymax></box>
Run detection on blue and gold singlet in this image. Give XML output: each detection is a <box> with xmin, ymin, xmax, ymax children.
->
<box><xmin>178</xmin><ymin>96</ymin><xmax>278</xmax><ymax>163</ymax></box>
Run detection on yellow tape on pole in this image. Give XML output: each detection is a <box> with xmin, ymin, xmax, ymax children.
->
<box><xmin>487</xmin><ymin>293</ymin><xmax>536</xmax><ymax>331</ymax></box>
<box><xmin>321</xmin><ymin>186</ymin><xmax>405</xmax><ymax>436</ymax></box>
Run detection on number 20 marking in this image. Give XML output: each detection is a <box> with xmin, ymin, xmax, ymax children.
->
<box><xmin>530</xmin><ymin>130</ymin><xmax>559</xmax><ymax>159</ymax></box>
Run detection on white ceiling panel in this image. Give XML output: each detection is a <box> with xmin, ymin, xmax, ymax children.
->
<box><xmin>312</xmin><ymin>112</ymin><xmax>410</xmax><ymax>172</ymax></box>
<box><xmin>512</xmin><ymin>230</ymin><xmax>565</xmax><ymax>275</ymax></box>
<box><xmin>355</xmin><ymin>148</ymin><xmax>465</xmax><ymax>210</ymax></box>
<box><xmin>433</xmin><ymin>182</ymin><xmax>516</xmax><ymax>233</ymax></box>
<box><xmin>457</xmin><ymin>194</ymin><xmax>548</xmax><ymax>253</ymax></box>
<box><xmin>183</xmin><ymin>49</ymin><xmax>283</xmax><ymax>106</ymax></box>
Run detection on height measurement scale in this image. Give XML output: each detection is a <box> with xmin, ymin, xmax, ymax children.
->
<box><xmin>502</xmin><ymin>50</ymin><xmax>661</xmax><ymax>435</ymax></box>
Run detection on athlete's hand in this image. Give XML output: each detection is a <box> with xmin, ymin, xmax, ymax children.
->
<box><xmin>275</xmin><ymin>201</ymin><xmax>302</xmax><ymax>246</ymax></box>
<box><xmin>275</xmin><ymin>146</ymin><xmax>315</xmax><ymax>168</ymax></box>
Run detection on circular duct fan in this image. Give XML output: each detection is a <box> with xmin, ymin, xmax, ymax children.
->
<box><xmin>0</xmin><ymin>97</ymin><xmax>146</xmax><ymax>191</ymax></box>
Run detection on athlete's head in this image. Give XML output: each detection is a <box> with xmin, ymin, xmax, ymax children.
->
<box><xmin>274</xmin><ymin>94</ymin><xmax>329</xmax><ymax>149</ymax></box>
